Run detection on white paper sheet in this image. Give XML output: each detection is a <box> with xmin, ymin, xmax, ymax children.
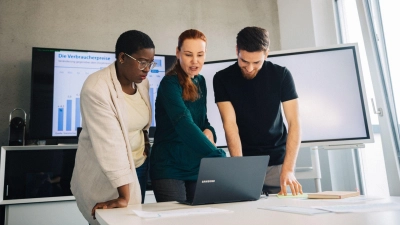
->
<box><xmin>300</xmin><ymin>196</ymin><xmax>383</xmax><ymax>203</ymax></box>
<box><xmin>313</xmin><ymin>202</ymin><xmax>400</xmax><ymax>213</ymax></box>
<box><xmin>133</xmin><ymin>207</ymin><xmax>232</xmax><ymax>218</ymax></box>
<box><xmin>336</xmin><ymin>196</ymin><xmax>383</xmax><ymax>203</ymax></box>
<box><xmin>259</xmin><ymin>206</ymin><xmax>330</xmax><ymax>215</ymax></box>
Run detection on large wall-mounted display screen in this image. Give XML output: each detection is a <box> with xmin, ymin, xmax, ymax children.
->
<box><xmin>29</xmin><ymin>47</ymin><xmax>175</xmax><ymax>141</ymax></box>
<box><xmin>201</xmin><ymin>44</ymin><xmax>374</xmax><ymax>148</ymax></box>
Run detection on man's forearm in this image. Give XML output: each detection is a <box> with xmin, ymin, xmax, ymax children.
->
<box><xmin>224</xmin><ymin>125</ymin><xmax>242</xmax><ymax>157</ymax></box>
<box><xmin>216</xmin><ymin>102</ymin><xmax>242</xmax><ymax>156</ymax></box>
<box><xmin>282</xmin><ymin>123</ymin><xmax>301</xmax><ymax>172</ymax></box>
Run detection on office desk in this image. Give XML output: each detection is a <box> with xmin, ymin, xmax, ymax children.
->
<box><xmin>96</xmin><ymin>196</ymin><xmax>400</xmax><ymax>225</ymax></box>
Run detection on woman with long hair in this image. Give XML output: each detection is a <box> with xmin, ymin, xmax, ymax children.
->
<box><xmin>150</xmin><ymin>29</ymin><xmax>226</xmax><ymax>202</ymax></box>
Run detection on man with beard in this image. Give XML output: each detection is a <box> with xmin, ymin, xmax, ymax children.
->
<box><xmin>213</xmin><ymin>26</ymin><xmax>302</xmax><ymax>196</ymax></box>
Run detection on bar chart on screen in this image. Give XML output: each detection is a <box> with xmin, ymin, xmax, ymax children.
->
<box><xmin>55</xmin><ymin>96</ymin><xmax>81</xmax><ymax>133</ymax></box>
<box><xmin>52</xmin><ymin>51</ymin><xmax>115</xmax><ymax>136</ymax></box>
<box><xmin>51</xmin><ymin>52</ymin><xmax>166</xmax><ymax>136</ymax></box>
<box><xmin>147</xmin><ymin>56</ymin><xmax>166</xmax><ymax>127</ymax></box>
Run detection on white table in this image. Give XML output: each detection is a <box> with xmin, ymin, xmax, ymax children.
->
<box><xmin>96</xmin><ymin>195</ymin><xmax>400</xmax><ymax>225</ymax></box>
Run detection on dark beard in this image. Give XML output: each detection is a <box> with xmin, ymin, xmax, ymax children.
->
<box><xmin>240</xmin><ymin>68</ymin><xmax>258</xmax><ymax>80</ymax></box>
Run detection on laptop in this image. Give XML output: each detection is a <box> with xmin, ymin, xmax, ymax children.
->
<box><xmin>179</xmin><ymin>155</ymin><xmax>270</xmax><ymax>205</ymax></box>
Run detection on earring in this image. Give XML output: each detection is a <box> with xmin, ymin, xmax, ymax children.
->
<box><xmin>120</xmin><ymin>60</ymin><xmax>124</xmax><ymax>64</ymax></box>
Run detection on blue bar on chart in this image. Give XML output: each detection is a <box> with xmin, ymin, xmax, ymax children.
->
<box><xmin>75</xmin><ymin>98</ymin><xmax>80</xmax><ymax>130</ymax></box>
<box><xmin>149</xmin><ymin>88</ymin><xmax>155</xmax><ymax>126</ymax></box>
<box><xmin>66</xmin><ymin>99</ymin><xmax>72</xmax><ymax>131</ymax></box>
<box><xmin>58</xmin><ymin>108</ymin><xmax>64</xmax><ymax>131</ymax></box>
<box><xmin>154</xmin><ymin>59</ymin><xmax>162</xmax><ymax>67</ymax></box>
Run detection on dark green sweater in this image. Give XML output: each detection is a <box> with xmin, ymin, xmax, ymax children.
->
<box><xmin>150</xmin><ymin>74</ymin><xmax>226</xmax><ymax>181</ymax></box>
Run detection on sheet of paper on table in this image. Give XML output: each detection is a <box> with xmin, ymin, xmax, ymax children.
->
<box><xmin>313</xmin><ymin>202</ymin><xmax>400</xmax><ymax>213</ymax></box>
<box><xmin>259</xmin><ymin>206</ymin><xmax>330</xmax><ymax>215</ymax></box>
<box><xmin>302</xmin><ymin>195</ymin><xmax>383</xmax><ymax>203</ymax></box>
<box><xmin>133</xmin><ymin>207</ymin><xmax>232</xmax><ymax>218</ymax></box>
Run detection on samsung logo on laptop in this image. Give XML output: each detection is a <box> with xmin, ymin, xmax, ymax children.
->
<box><xmin>201</xmin><ymin>180</ymin><xmax>215</xmax><ymax>183</ymax></box>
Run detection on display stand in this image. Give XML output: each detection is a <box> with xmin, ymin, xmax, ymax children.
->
<box><xmin>295</xmin><ymin>146</ymin><xmax>322</xmax><ymax>192</ymax></box>
<box><xmin>295</xmin><ymin>145</ymin><xmax>366</xmax><ymax>193</ymax></box>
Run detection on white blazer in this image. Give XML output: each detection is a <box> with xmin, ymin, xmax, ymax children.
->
<box><xmin>71</xmin><ymin>62</ymin><xmax>151</xmax><ymax>225</ymax></box>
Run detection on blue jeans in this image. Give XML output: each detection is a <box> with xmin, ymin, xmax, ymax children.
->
<box><xmin>136</xmin><ymin>157</ymin><xmax>149</xmax><ymax>203</ymax></box>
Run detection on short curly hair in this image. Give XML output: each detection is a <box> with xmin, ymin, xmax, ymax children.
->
<box><xmin>115</xmin><ymin>30</ymin><xmax>155</xmax><ymax>59</ymax></box>
<box><xmin>236</xmin><ymin>27</ymin><xmax>269</xmax><ymax>52</ymax></box>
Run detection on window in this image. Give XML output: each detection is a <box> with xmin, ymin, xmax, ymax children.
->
<box><xmin>378</xmin><ymin>1</ymin><xmax>400</xmax><ymax>137</ymax></box>
<box><xmin>336</xmin><ymin>0</ymin><xmax>393</xmax><ymax>196</ymax></box>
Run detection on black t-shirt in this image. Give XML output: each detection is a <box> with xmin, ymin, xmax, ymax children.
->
<box><xmin>213</xmin><ymin>61</ymin><xmax>298</xmax><ymax>166</ymax></box>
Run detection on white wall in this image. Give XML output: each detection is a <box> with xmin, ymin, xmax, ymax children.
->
<box><xmin>278</xmin><ymin>0</ymin><xmax>316</xmax><ymax>50</ymax></box>
<box><xmin>278</xmin><ymin>0</ymin><xmax>337</xmax><ymax>50</ymax></box>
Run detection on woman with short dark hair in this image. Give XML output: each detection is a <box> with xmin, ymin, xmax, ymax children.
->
<box><xmin>71</xmin><ymin>30</ymin><xmax>155</xmax><ymax>225</ymax></box>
